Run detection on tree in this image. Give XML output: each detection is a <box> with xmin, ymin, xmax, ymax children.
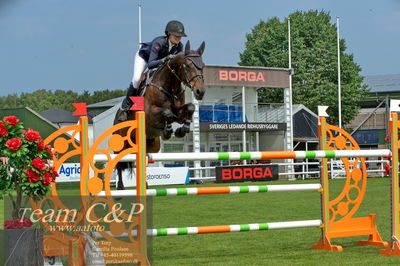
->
<box><xmin>239</xmin><ymin>10</ymin><xmax>368</xmax><ymax>126</ymax></box>
<box><xmin>0</xmin><ymin>89</ymin><xmax>126</xmax><ymax>112</ymax></box>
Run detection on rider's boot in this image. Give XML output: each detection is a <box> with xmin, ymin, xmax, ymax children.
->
<box><xmin>117</xmin><ymin>83</ymin><xmax>139</xmax><ymax>122</ymax></box>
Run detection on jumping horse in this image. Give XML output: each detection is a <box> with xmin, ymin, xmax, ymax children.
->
<box><xmin>113</xmin><ymin>40</ymin><xmax>206</xmax><ymax>189</ymax></box>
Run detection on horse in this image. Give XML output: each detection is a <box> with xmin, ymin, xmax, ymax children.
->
<box><xmin>113</xmin><ymin>40</ymin><xmax>206</xmax><ymax>189</ymax></box>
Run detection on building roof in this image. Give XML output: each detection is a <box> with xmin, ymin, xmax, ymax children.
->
<box><xmin>0</xmin><ymin>107</ymin><xmax>62</xmax><ymax>139</ymax></box>
<box><xmin>257</xmin><ymin>104</ymin><xmax>317</xmax><ymax>123</ymax></box>
<box><xmin>40</xmin><ymin>108</ymin><xmax>97</xmax><ymax>124</ymax></box>
<box><xmin>40</xmin><ymin>108</ymin><xmax>79</xmax><ymax>124</ymax></box>
<box><xmin>87</xmin><ymin>96</ymin><xmax>124</xmax><ymax>108</ymax></box>
<box><xmin>364</xmin><ymin>74</ymin><xmax>400</xmax><ymax>93</ymax></box>
<box><xmin>292</xmin><ymin>104</ymin><xmax>318</xmax><ymax>118</ymax></box>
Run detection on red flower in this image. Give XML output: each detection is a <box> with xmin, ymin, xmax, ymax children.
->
<box><xmin>4</xmin><ymin>218</ymin><xmax>33</xmax><ymax>229</ymax></box>
<box><xmin>3</xmin><ymin>116</ymin><xmax>19</xmax><ymax>127</ymax></box>
<box><xmin>45</xmin><ymin>145</ymin><xmax>52</xmax><ymax>153</ymax></box>
<box><xmin>24</xmin><ymin>129</ymin><xmax>40</xmax><ymax>142</ymax></box>
<box><xmin>32</xmin><ymin>157</ymin><xmax>46</xmax><ymax>171</ymax></box>
<box><xmin>25</xmin><ymin>169</ymin><xmax>40</xmax><ymax>183</ymax></box>
<box><xmin>45</xmin><ymin>144</ymin><xmax>54</xmax><ymax>157</ymax></box>
<box><xmin>0</xmin><ymin>122</ymin><xmax>8</xmax><ymax>137</ymax></box>
<box><xmin>37</xmin><ymin>140</ymin><xmax>45</xmax><ymax>150</ymax></box>
<box><xmin>5</xmin><ymin>138</ymin><xmax>22</xmax><ymax>151</ymax></box>
<box><xmin>50</xmin><ymin>166</ymin><xmax>58</xmax><ymax>180</ymax></box>
<box><xmin>42</xmin><ymin>172</ymin><xmax>53</xmax><ymax>186</ymax></box>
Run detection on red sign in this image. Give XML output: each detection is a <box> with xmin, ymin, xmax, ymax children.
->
<box><xmin>71</xmin><ymin>102</ymin><xmax>87</xmax><ymax>116</ymax></box>
<box><xmin>216</xmin><ymin>164</ymin><xmax>279</xmax><ymax>183</ymax></box>
<box><xmin>129</xmin><ymin>97</ymin><xmax>144</xmax><ymax>111</ymax></box>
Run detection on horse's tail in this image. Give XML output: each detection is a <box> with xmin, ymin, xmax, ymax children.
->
<box><xmin>116</xmin><ymin>161</ymin><xmax>134</xmax><ymax>177</ymax></box>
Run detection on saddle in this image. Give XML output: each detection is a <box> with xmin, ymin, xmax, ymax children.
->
<box><xmin>137</xmin><ymin>69</ymin><xmax>157</xmax><ymax>96</ymax></box>
<box><xmin>114</xmin><ymin>69</ymin><xmax>158</xmax><ymax>124</ymax></box>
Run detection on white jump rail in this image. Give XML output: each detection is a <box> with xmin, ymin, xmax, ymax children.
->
<box><xmin>94</xmin><ymin>149</ymin><xmax>391</xmax><ymax>163</ymax></box>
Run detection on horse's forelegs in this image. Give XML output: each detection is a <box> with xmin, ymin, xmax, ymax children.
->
<box><xmin>175</xmin><ymin>103</ymin><xmax>195</xmax><ymax>138</ymax></box>
<box><xmin>161</xmin><ymin>108</ymin><xmax>176</xmax><ymax>140</ymax></box>
<box><xmin>162</xmin><ymin>123</ymin><xmax>173</xmax><ymax>140</ymax></box>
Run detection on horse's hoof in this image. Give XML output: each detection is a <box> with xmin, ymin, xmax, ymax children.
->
<box><xmin>162</xmin><ymin>125</ymin><xmax>173</xmax><ymax>140</ymax></box>
<box><xmin>174</xmin><ymin>127</ymin><xmax>186</xmax><ymax>138</ymax></box>
<box><xmin>117</xmin><ymin>186</ymin><xmax>125</xmax><ymax>190</ymax></box>
<box><xmin>162</xmin><ymin>134</ymin><xmax>172</xmax><ymax>140</ymax></box>
<box><xmin>162</xmin><ymin>131</ymin><xmax>172</xmax><ymax>140</ymax></box>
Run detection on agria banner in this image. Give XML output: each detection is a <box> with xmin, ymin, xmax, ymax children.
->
<box><xmin>56</xmin><ymin>163</ymin><xmax>81</xmax><ymax>182</ymax></box>
<box><xmin>216</xmin><ymin>164</ymin><xmax>279</xmax><ymax>183</ymax></box>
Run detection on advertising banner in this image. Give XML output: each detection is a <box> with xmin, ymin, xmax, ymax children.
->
<box><xmin>56</xmin><ymin>163</ymin><xmax>81</xmax><ymax>182</ymax></box>
<box><xmin>216</xmin><ymin>164</ymin><xmax>279</xmax><ymax>183</ymax></box>
<box><xmin>200</xmin><ymin>122</ymin><xmax>286</xmax><ymax>132</ymax></box>
<box><xmin>116</xmin><ymin>167</ymin><xmax>190</xmax><ymax>187</ymax></box>
<box><xmin>204</xmin><ymin>65</ymin><xmax>290</xmax><ymax>88</ymax></box>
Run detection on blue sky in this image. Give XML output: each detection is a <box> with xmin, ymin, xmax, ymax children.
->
<box><xmin>0</xmin><ymin>0</ymin><xmax>399</xmax><ymax>96</ymax></box>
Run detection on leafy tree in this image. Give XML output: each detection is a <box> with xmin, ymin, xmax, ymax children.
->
<box><xmin>239</xmin><ymin>10</ymin><xmax>368</xmax><ymax>126</ymax></box>
<box><xmin>0</xmin><ymin>89</ymin><xmax>126</xmax><ymax>112</ymax></box>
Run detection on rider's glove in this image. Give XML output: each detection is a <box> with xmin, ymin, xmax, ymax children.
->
<box><xmin>162</xmin><ymin>54</ymin><xmax>176</xmax><ymax>62</ymax></box>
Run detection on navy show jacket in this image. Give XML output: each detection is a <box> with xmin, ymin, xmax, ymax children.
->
<box><xmin>138</xmin><ymin>36</ymin><xmax>183</xmax><ymax>69</ymax></box>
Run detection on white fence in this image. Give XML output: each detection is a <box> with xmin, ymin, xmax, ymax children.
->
<box><xmin>186</xmin><ymin>158</ymin><xmax>389</xmax><ymax>183</ymax></box>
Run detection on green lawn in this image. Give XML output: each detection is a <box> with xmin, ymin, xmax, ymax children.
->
<box><xmin>2</xmin><ymin>178</ymin><xmax>400</xmax><ymax>265</ymax></box>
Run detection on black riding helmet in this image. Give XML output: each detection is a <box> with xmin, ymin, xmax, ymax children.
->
<box><xmin>165</xmin><ymin>20</ymin><xmax>187</xmax><ymax>37</ymax></box>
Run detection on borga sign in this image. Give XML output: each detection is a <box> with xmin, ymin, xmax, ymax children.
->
<box><xmin>216</xmin><ymin>164</ymin><xmax>279</xmax><ymax>183</ymax></box>
<box><xmin>219</xmin><ymin>70</ymin><xmax>265</xmax><ymax>82</ymax></box>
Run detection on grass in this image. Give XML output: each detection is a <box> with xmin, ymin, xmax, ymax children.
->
<box><xmin>150</xmin><ymin>178</ymin><xmax>398</xmax><ymax>265</ymax></box>
<box><xmin>2</xmin><ymin>178</ymin><xmax>400</xmax><ymax>265</ymax></box>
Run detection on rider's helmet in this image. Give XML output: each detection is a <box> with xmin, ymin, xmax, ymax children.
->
<box><xmin>165</xmin><ymin>20</ymin><xmax>187</xmax><ymax>37</ymax></box>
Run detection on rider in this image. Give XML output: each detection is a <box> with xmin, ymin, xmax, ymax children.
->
<box><xmin>118</xmin><ymin>20</ymin><xmax>187</xmax><ymax>120</ymax></box>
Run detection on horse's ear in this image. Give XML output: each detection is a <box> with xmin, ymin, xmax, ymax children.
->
<box><xmin>184</xmin><ymin>40</ymin><xmax>191</xmax><ymax>55</ymax></box>
<box><xmin>197</xmin><ymin>41</ymin><xmax>205</xmax><ymax>55</ymax></box>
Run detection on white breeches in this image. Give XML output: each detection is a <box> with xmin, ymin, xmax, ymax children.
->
<box><xmin>131</xmin><ymin>51</ymin><xmax>147</xmax><ymax>88</ymax></box>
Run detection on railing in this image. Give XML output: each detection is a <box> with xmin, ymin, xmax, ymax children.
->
<box><xmin>187</xmin><ymin>158</ymin><xmax>390</xmax><ymax>182</ymax></box>
<box><xmin>198</xmin><ymin>102</ymin><xmax>285</xmax><ymax>123</ymax></box>
<box><xmin>329</xmin><ymin>158</ymin><xmax>389</xmax><ymax>179</ymax></box>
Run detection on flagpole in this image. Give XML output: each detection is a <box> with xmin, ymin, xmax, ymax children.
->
<box><xmin>138</xmin><ymin>1</ymin><xmax>142</xmax><ymax>48</ymax></box>
<box><xmin>287</xmin><ymin>17</ymin><xmax>294</xmax><ymax>179</ymax></box>
<box><xmin>337</xmin><ymin>17</ymin><xmax>342</xmax><ymax>128</ymax></box>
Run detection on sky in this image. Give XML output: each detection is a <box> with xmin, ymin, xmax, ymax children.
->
<box><xmin>0</xmin><ymin>0</ymin><xmax>399</xmax><ymax>96</ymax></box>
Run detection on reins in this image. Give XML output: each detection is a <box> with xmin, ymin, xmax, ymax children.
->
<box><xmin>150</xmin><ymin>53</ymin><xmax>204</xmax><ymax>100</ymax></box>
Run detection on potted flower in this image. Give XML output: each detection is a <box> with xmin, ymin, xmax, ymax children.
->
<box><xmin>0</xmin><ymin>115</ymin><xmax>58</xmax><ymax>266</ymax></box>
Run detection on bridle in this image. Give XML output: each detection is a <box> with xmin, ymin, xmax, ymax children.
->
<box><xmin>149</xmin><ymin>53</ymin><xmax>204</xmax><ymax>101</ymax></box>
<box><xmin>166</xmin><ymin>54</ymin><xmax>204</xmax><ymax>90</ymax></box>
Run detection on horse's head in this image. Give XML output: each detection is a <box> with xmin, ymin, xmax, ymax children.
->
<box><xmin>170</xmin><ymin>40</ymin><xmax>206</xmax><ymax>100</ymax></box>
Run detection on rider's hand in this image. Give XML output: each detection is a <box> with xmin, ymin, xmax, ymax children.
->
<box><xmin>162</xmin><ymin>54</ymin><xmax>176</xmax><ymax>62</ymax></box>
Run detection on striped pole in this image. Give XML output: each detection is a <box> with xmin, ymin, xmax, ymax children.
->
<box><xmin>93</xmin><ymin>220</ymin><xmax>322</xmax><ymax>238</ymax></box>
<box><xmin>391</xmin><ymin>113</ymin><xmax>399</xmax><ymax>244</ymax></box>
<box><xmin>79</xmin><ymin>116</ymin><xmax>90</xmax><ymax>196</ymax></box>
<box><xmin>135</xmin><ymin>111</ymin><xmax>148</xmax><ymax>258</ymax></box>
<box><xmin>93</xmin><ymin>149</ymin><xmax>391</xmax><ymax>163</ymax></box>
<box><xmin>320</xmin><ymin>117</ymin><xmax>330</xmax><ymax>245</ymax></box>
<box><xmin>98</xmin><ymin>184</ymin><xmax>322</xmax><ymax>197</ymax></box>
<box><xmin>381</xmin><ymin>112</ymin><xmax>400</xmax><ymax>255</ymax></box>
